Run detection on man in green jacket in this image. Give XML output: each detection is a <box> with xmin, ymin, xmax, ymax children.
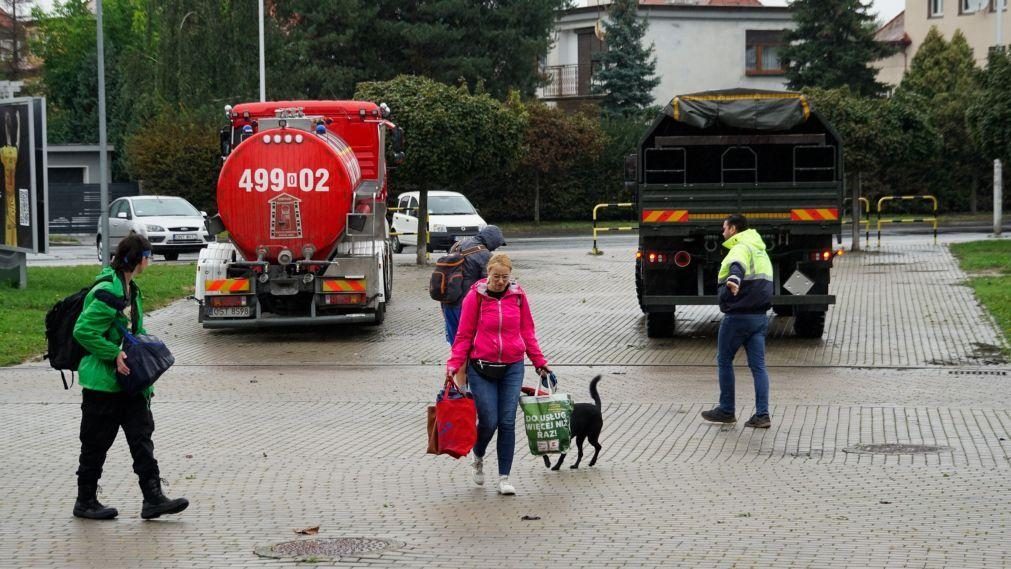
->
<box><xmin>701</xmin><ymin>214</ymin><xmax>774</xmax><ymax>429</ymax></box>
<box><xmin>71</xmin><ymin>233</ymin><xmax>188</xmax><ymax>520</ymax></box>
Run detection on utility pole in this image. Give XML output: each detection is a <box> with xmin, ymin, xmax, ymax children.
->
<box><xmin>996</xmin><ymin>159</ymin><xmax>1004</xmax><ymax>237</ymax></box>
<box><xmin>851</xmin><ymin>173</ymin><xmax>861</xmax><ymax>251</ymax></box>
<box><xmin>97</xmin><ymin>0</ymin><xmax>110</xmax><ymax>266</ymax></box>
<box><xmin>258</xmin><ymin>0</ymin><xmax>266</xmax><ymax>102</ymax></box>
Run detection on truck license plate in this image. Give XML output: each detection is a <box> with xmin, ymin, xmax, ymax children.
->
<box><xmin>208</xmin><ymin>307</ymin><xmax>250</xmax><ymax>318</ymax></box>
<box><xmin>174</xmin><ymin>233</ymin><xmax>198</xmax><ymax>241</ymax></box>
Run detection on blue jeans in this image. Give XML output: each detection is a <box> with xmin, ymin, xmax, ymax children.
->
<box><xmin>467</xmin><ymin>361</ymin><xmax>524</xmax><ymax>476</ymax></box>
<box><xmin>442</xmin><ymin>304</ymin><xmax>462</xmax><ymax>345</ymax></box>
<box><xmin>716</xmin><ymin>314</ymin><xmax>770</xmax><ymax>416</ymax></box>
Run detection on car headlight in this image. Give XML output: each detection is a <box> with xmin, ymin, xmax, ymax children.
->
<box><xmin>146</xmin><ymin>224</ymin><xmax>165</xmax><ymax>232</ymax></box>
<box><xmin>431</xmin><ymin>224</ymin><xmax>447</xmax><ymax>233</ymax></box>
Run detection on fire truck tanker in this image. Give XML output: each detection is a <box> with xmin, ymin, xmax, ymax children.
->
<box><xmin>196</xmin><ymin>100</ymin><xmax>401</xmax><ymax>328</ymax></box>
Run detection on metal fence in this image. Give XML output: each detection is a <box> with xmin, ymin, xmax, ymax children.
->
<box><xmin>48</xmin><ymin>182</ymin><xmax>141</xmax><ymax>234</ymax></box>
<box><xmin>538</xmin><ymin>63</ymin><xmax>602</xmax><ymax>98</ymax></box>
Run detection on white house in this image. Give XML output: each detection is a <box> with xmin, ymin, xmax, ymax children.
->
<box><xmin>540</xmin><ymin>0</ymin><xmax>795</xmax><ymax>109</ymax></box>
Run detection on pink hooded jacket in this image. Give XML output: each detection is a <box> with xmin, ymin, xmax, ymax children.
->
<box><xmin>446</xmin><ymin>279</ymin><xmax>548</xmax><ymax>373</ymax></box>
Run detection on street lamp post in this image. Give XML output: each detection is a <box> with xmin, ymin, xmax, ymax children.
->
<box><xmin>258</xmin><ymin>0</ymin><xmax>266</xmax><ymax>102</ymax></box>
<box><xmin>996</xmin><ymin>0</ymin><xmax>1005</xmax><ymax>237</ymax></box>
<box><xmin>97</xmin><ymin>0</ymin><xmax>110</xmax><ymax>265</ymax></box>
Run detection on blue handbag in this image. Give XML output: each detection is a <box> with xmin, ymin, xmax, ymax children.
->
<box><xmin>115</xmin><ymin>323</ymin><xmax>175</xmax><ymax>395</ymax></box>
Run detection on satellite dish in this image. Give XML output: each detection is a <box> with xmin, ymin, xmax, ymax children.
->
<box><xmin>594</xmin><ymin>19</ymin><xmax>606</xmax><ymax>41</ymax></box>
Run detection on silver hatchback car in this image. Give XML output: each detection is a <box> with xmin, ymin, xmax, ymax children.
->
<box><xmin>97</xmin><ymin>196</ymin><xmax>212</xmax><ymax>261</ymax></box>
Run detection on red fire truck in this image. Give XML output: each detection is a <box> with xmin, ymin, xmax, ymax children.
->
<box><xmin>196</xmin><ymin>100</ymin><xmax>403</xmax><ymax>328</ymax></box>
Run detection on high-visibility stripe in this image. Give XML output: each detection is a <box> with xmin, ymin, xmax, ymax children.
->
<box><xmin>642</xmin><ymin>209</ymin><xmax>689</xmax><ymax>223</ymax></box>
<box><xmin>322</xmin><ymin>279</ymin><xmax>366</xmax><ymax>292</ymax></box>
<box><xmin>205</xmin><ymin>278</ymin><xmax>250</xmax><ymax>293</ymax></box>
<box><xmin>791</xmin><ymin>208</ymin><xmax>838</xmax><ymax>221</ymax></box>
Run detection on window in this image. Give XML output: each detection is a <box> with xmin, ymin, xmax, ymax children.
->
<box><xmin>960</xmin><ymin>0</ymin><xmax>979</xmax><ymax>14</ymax></box>
<box><xmin>745</xmin><ymin>30</ymin><xmax>786</xmax><ymax>76</ymax></box>
<box><xmin>991</xmin><ymin>0</ymin><xmax>1007</xmax><ymax>11</ymax></box>
<box><xmin>929</xmin><ymin>0</ymin><xmax>943</xmax><ymax>17</ymax></box>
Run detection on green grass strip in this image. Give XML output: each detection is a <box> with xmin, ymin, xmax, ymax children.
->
<box><xmin>950</xmin><ymin>240</ymin><xmax>1011</xmax><ymax>354</ymax></box>
<box><xmin>0</xmin><ymin>264</ymin><xmax>196</xmax><ymax>367</ymax></box>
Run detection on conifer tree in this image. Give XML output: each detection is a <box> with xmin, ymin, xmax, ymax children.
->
<box><xmin>592</xmin><ymin>0</ymin><xmax>660</xmax><ymax>116</ymax></box>
<box><xmin>781</xmin><ymin>0</ymin><xmax>895</xmax><ymax>97</ymax></box>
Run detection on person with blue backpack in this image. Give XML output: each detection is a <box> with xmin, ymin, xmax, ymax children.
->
<box><xmin>439</xmin><ymin>225</ymin><xmax>505</xmax><ymax>344</ymax></box>
<box><xmin>71</xmin><ymin>233</ymin><xmax>188</xmax><ymax>520</ymax></box>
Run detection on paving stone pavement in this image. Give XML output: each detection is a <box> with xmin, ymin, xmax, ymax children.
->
<box><xmin>1</xmin><ymin>235</ymin><xmax>1010</xmax><ymax>568</ymax></box>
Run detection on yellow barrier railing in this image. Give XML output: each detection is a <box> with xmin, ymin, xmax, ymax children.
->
<box><xmin>876</xmin><ymin>195</ymin><xmax>938</xmax><ymax>247</ymax></box>
<box><xmin>843</xmin><ymin>197</ymin><xmax>871</xmax><ymax>243</ymax></box>
<box><xmin>591</xmin><ymin>202</ymin><xmax>637</xmax><ymax>255</ymax></box>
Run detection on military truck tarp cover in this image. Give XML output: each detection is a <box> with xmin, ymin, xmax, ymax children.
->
<box><xmin>632</xmin><ymin>89</ymin><xmax>844</xmax><ymax>339</ymax></box>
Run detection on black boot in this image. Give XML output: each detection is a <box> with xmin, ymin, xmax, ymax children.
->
<box><xmin>140</xmin><ymin>477</ymin><xmax>189</xmax><ymax>519</ymax></box>
<box><xmin>73</xmin><ymin>482</ymin><xmax>118</xmax><ymax>520</ymax></box>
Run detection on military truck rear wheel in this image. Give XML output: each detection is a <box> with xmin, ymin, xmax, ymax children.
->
<box><xmin>773</xmin><ymin>305</ymin><xmax>794</xmax><ymax>317</ymax></box>
<box><xmin>646</xmin><ymin>311</ymin><xmax>675</xmax><ymax>338</ymax></box>
<box><xmin>793</xmin><ymin>311</ymin><xmax>825</xmax><ymax>338</ymax></box>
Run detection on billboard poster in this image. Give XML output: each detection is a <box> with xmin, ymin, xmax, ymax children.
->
<box><xmin>0</xmin><ymin>97</ymin><xmax>44</xmax><ymax>254</ymax></box>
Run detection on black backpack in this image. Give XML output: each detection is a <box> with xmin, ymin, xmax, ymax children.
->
<box><xmin>44</xmin><ymin>275</ymin><xmax>113</xmax><ymax>389</ymax></box>
<box><xmin>429</xmin><ymin>245</ymin><xmax>485</xmax><ymax>304</ymax></box>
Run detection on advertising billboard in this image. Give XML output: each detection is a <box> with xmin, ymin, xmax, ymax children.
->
<box><xmin>0</xmin><ymin>97</ymin><xmax>47</xmax><ymax>254</ymax></box>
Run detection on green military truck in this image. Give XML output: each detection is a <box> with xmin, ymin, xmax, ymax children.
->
<box><xmin>627</xmin><ymin>90</ymin><xmax>843</xmax><ymax>339</ymax></box>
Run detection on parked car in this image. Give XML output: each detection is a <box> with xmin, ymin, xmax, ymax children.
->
<box><xmin>96</xmin><ymin>196</ymin><xmax>212</xmax><ymax>261</ymax></box>
<box><xmin>390</xmin><ymin>190</ymin><xmax>487</xmax><ymax>253</ymax></box>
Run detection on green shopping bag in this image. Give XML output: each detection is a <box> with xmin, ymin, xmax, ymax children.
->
<box><xmin>520</xmin><ymin>374</ymin><xmax>573</xmax><ymax>455</ymax></box>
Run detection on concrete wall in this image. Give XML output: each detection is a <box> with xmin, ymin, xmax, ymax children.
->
<box><xmin>546</xmin><ymin>6</ymin><xmax>795</xmax><ymax>105</ymax></box>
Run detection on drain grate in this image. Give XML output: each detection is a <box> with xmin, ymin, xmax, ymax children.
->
<box><xmin>843</xmin><ymin>443</ymin><xmax>951</xmax><ymax>455</ymax></box>
<box><xmin>947</xmin><ymin>370</ymin><xmax>1008</xmax><ymax>376</ymax></box>
<box><xmin>255</xmin><ymin>537</ymin><xmax>404</xmax><ymax>561</ymax></box>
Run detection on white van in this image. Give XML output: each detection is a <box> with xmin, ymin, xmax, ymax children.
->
<box><xmin>390</xmin><ymin>190</ymin><xmax>487</xmax><ymax>252</ymax></box>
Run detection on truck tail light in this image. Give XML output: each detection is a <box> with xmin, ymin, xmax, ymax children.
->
<box><xmin>206</xmin><ymin>295</ymin><xmax>248</xmax><ymax>308</ymax></box>
<box><xmin>673</xmin><ymin>251</ymin><xmax>691</xmax><ymax>268</ymax></box>
<box><xmin>810</xmin><ymin>250</ymin><xmax>833</xmax><ymax>262</ymax></box>
<box><xmin>322</xmin><ymin>293</ymin><xmax>366</xmax><ymax>305</ymax></box>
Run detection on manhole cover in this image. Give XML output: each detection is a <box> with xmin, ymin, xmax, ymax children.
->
<box><xmin>254</xmin><ymin>537</ymin><xmax>404</xmax><ymax>561</ymax></box>
<box><xmin>843</xmin><ymin>443</ymin><xmax>951</xmax><ymax>455</ymax></box>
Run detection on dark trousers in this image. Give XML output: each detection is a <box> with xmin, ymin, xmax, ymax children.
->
<box><xmin>77</xmin><ymin>389</ymin><xmax>159</xmax><ymax>485</ymax></box>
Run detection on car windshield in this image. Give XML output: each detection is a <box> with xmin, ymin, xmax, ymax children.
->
<box><xmin>428</xmin><ymin>195</ymin><xmax>476</xmax><ymax>215</ymax></box>
<box><xmin>133</xmin><ymin>198</ymin><xmax>200</xmax><ymax>217</ymax></box>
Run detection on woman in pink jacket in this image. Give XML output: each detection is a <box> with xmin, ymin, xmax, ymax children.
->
<box><xmin>446</xmin><ymin>253</ymin><xmax>550</xmax><ymax>496</ymax></box>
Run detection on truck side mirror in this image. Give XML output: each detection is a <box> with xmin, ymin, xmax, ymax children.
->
<box><xmin>219</xmin><ymin>127</ymin><xmax>232</xmax><ymax>159</ymax></box>
<box><xmin>392</xmin><ymin>151</ymin><xmax>405</xmax><ymax>166</ymax></box>
<box><xmin>391</xmin><ymin>127</ymin><xmax>405</xmax><ymax>153</ymax></box>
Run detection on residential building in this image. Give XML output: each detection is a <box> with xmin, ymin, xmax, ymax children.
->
<box><xmin>903</xmin><ymin>0</ymin><xmax>1007</xmax><ymax>70</ymax></box>
<box><xmin>540</xmin><ymin>0</ymin><xmax>795</xmax><ymax>110</ymax></box>
<box><xmin>873</xmin><ymin>12</ymin><xmax>913</xmax><ymax>87</ymax></box>
<box><xmin>0</xmin><ymin>8</ymin><xmax>41</xmax><ymax>81</ymax></box>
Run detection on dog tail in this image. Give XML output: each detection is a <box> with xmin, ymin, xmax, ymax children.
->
<box><xmin>589</xmin><ymin>375</ymin><xmax>602</xmax><ymax>409</ymax></box>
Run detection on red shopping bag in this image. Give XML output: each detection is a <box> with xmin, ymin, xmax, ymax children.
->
<box><xmin>435</xmin><ymin>378</ymin><xmax>477</xmax><ymax>458</ymax></box>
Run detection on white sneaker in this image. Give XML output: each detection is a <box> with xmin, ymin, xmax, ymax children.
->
<box><xmin>472</xmin><ymin>457</ymin><xmax>485</xmax><ymax>486</ymax></box>
<box><xmin>498</xmin><ymin>476</ymin><xmax>515</xmax><ymax>496</ymax></box>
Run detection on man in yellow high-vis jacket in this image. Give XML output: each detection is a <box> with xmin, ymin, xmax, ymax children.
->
<box><xmin>702</xmin><ymin>214</ymin><xmax>774</xmax><ymax>429</ymax></box>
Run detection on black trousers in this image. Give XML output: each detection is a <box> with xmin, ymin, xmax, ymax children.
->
<box><xmin>77</xmin><ymin>389</ymin><xmax>159</xmax><ymax>485</ymax></box>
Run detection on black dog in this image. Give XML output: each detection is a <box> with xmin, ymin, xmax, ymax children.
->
<box><xmin>543</xmin><ymin>375</ymin><xmax>603</xmax><ymax>470</ymax></box>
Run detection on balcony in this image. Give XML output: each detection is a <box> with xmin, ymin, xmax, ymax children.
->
<box><xmin>538</xmin><ymin>63</ymin><xmax>605</xmax><ymax>99</ymax></box>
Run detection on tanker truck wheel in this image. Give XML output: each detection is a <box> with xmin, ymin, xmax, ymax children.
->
<box><xmin>163</xmin><ymin>252</ymin><xmax>179</xmax><ymax>261</ymax></box>
<box><xmin>371</xmin><ymin>301</ymin><xmax>386</xmax><ymax>325</ymax></box>
<box><xmin>645</xmin><ymin>311</ymin><xmax>675</xmax><ymax>338</ymax></box>
<box><xmin>391</xmin><ymin>236</ymin><xmax>403</xmax><ymax>254</ymax></box>
<box><xmin>793</xmin><ymin>310</ymin><xmax>826</xmax><ymax>338</ymax></box>
<box><xmin>383</xmin><ymin>246</ymin><xmax>393</xmax><ymax>301</ymax></box>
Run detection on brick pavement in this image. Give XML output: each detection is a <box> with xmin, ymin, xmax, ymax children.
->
<box><xmin>1</xmin><ymin>236</ymin><xmax>1010</xmax><ymax>568</ymax></box>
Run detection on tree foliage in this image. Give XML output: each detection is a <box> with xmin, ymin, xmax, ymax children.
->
<box><xmin>967</xmin><ymin>49</ymin><xmax>1011</xmax><ymax>165</ymax></box>
<box><xmin>354</xmin><ymin>75</ymin><xmax>527</xmax><ymax>190</ymax></box>
<box><xmin>898</xmin><ymin>28</ymin><xmax>984</xmax><ymax>210</ymax></box>
<box><xmin>124</xmin><ymin>109</ymin><xmax>220</xmax><ymax>213</ymax></box>
<box><xmin>781</xmin><ymin>0</ymin><xmax>895</xmax><ymax>97</ymax></box>
<box><xmin>273</xmin><ymin>0</ymin><xmax>567</xmax><ymax>101</ymax></box>
<box><xmin>592</xmin><ymin>0</ymin><xmax>659</xmax><ymax>117</ymax></box>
